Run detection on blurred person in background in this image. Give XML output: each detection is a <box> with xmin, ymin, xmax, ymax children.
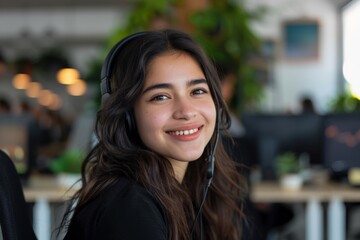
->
<box><xmin>300</xmin><ymin>96</ymin><xmax>317</xmax><ymax>114</ymax></box>
<box><xmin>217</xmin><ymin>64</ymin><xmax>245</xmax><ymax>138</ymax></box>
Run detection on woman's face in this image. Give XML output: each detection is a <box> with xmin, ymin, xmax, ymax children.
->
<box><xmin>134</xmin><ymin>51</ymin><xmax>216</xmax><ymax>180</ymax></box>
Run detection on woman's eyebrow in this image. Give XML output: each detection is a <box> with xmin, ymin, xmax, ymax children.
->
<box><xmin>187</xmin><ymin>79</ymin><xmax>207</xmax><ymax>87</ymax></box>
<box><xmin>142</xmin><ymin>83</ymin><xmax>172</xmax><ymax>94</ymax></box>
<box><xmin>142</xmin><ymin>78</ymin><xmax>207</xmax><ymax>94</ymax></box>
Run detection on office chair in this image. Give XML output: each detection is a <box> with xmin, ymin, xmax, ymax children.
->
<box><xmin>0</xmin><ymin>150</ymin><xmax>37</xmax><ymax>240</ymax></box>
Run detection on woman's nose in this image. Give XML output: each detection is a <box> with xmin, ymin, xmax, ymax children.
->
<box><xmin>173</xmin><ymin>98</ymin><xmax>197</xmax><ymax>120</ymax></box>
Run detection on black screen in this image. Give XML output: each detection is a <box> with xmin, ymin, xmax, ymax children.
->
<box><xmin>242</xmin><ymin>113</ymin><xmax>323</xmax><ymax>179</ymax></box>
<box><xmin>323</xmin><ymin>113</ymin><xmax>360</xmax><ymax>173</ymax></box>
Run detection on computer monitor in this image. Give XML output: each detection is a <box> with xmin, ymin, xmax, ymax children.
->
<box><xmin>0</xmin><ymin>114</ymin><xmax>38</xmax><ymax>180</ymax></box>
<box><xmin>323</xmin><ymin>113</ymin><xmax>360</xmax><ymax>175</ymax></box>
<box><xmin>242</xmin><ymin>113</ymin><xmax>323</xmax><ymax>179</ymax></box>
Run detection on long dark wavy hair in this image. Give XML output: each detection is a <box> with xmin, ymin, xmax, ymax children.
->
<box><xmin>60</xmin><ymin>29</ymin><xmax>248</xmax><ymax>240</ymax></box>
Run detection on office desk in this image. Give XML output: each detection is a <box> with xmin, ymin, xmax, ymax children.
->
<box><xmin>24</xmin><ymin>177</ymin><xmax>360</xmax><ymax>240</ymax></box>
<box><xmin>251</xmin><ymin>181</ymin><xmax>360</xmax><ymax>240</ymax></box>
<box><xmin>23</xmin><ymin>175</ymin><xmax>78</xmax><ymax>240</ymax></box>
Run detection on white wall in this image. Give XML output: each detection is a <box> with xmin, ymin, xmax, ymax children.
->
<box><xmin>245</xmin><ymin>0</ymin><xmax>341</xmax><ymax>113</ymax></box>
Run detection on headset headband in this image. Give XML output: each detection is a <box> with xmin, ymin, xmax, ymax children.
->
<box><xmin>100</xmin><ymin>32</ymin><xmax>147</xmax><ymax>96</ymax></box>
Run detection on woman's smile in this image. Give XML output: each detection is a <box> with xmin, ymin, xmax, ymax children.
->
<box><xmin>166</xmin><ymin>125</ymin><xmax>202</xmax><ymax>136</ymax></box>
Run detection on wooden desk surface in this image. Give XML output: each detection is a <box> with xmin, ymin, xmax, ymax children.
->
<box><xmin>251</xmin><ymin>181</ymin><xmax>360</xmax><ymax>203</ymax></box>
<box><xmin>23</xmin><ymin>175</ymin><xmax>77</xmax><ymax>202</ymax></box>
<box><xmin>23</xmin><ymin>175</ymin><xmax>360</xmax><ymax>203</ymax></box>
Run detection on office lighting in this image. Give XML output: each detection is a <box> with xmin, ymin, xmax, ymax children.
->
<box><xmin>57</xmin><ymin>68</ymin><xmax>79</xmax><ymax>85</ymax></box>
<box><xmin>12</xmin><ymin>73</ymin><xmax>31</xmax><ymax>89</ymax></box>
<box><xmin>26</xmin><ymin>82</ymin><xmax>42</xmax><ymax>98</ymax></box>
<box><xmin>67</xmin><ymin>79</ymin><xmax>87</xmax><ymax>96</ymax></box>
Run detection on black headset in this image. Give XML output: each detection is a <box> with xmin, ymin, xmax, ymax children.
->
<box><xmin>100</xmin><ymin>32</ymin><xmax>147</xmax><ymax>132</ymax></box>
<box><xmin>100</xmin><ymin>32</ymin><xmax>146</xmax><ymax>99</ymax></box>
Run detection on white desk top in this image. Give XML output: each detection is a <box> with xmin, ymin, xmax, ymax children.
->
<box><xmin>251</xmin><ymin>181</ymin><xmax>360</xmax><ymax>203</ymax></box>
<box><xmin>23</xmin><ymin>175</ymin><xmax>77</xmax><ymax>202</ymax></box>
<box><xmin>23</xmin><ymin>175</ymin><xmax>360</xmax><ymax>203</ymax></box>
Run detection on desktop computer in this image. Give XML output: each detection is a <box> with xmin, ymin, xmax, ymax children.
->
<box><xmin>241</xmin><ymin>113</ymin><xmax>323</xmax><ymax>180</ymax></box>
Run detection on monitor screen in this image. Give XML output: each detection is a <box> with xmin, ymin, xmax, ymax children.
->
<box><xmin>242</xmin><ymin>113</ymin><xmax>323</xmax><ymax>179</ymax></box>
<box><xmin>323</xmin><ymin>113</ymin><xmax>360</xmax><ymax>173</ymax></box>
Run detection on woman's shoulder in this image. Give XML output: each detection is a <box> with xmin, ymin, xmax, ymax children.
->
<box><xmin>102</xmin><ymin>176</ymin><xmax>162</xmax><ymax>212</ymax></box>
<box><xmin>90</xmin><ymin>176</ymin><xmax>164</xmax><ymax>216</ymax></box>
<box><xmin>67</xmin><ymin>176</ymin><xmax>168</xmax><ymax>239</ymax></box>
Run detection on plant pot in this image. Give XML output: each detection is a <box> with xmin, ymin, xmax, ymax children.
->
<box><xmin>280</xmin><ymin>174</ymin><xmax>303</xmax><ymax>190</ymax></box>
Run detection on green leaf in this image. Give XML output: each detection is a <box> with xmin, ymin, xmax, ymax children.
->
<box><xmin>275</xmin><ymin>152</ymin><xmax>299</xmax><ymax>175</ymax></box>
<box><xmin>49</xmin><ymin>149</ymin><xmax>84</xmax><ymax>174</ymax></box>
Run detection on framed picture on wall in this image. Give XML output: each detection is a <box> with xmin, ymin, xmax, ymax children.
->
<box><xmin>281</xmin><ymin>19</ymin><xmax>320</xmax><ymax>60</ymax></box>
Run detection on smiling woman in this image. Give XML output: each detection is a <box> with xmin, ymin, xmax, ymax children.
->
<box><xmin>60</xmin><ymin>29</ymin><xmax>248</xmax><ymax>240</ymax></box>
<box><xmin>134</xmin><ymin>52</ymin><xmax>216</xmax><ymax>174</ymax></box>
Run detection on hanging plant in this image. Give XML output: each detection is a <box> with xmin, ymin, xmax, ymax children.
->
<box><xmin>36</xmin><ymin>48</ymin><xmax>71</xmax><ymax>73</ymax></box>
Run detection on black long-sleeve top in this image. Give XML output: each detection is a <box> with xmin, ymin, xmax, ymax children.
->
<box><xmin>64</xmin><ymin>177</ymin><xmax>168</xmax><ymax>240</ymax></box>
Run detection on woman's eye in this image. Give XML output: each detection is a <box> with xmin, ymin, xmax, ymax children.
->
<box><xmin>150</xmin><ymin>95</ymin><xmax>169</xmax><ymax>101</ymax></box>
<box><xmin>192</xmin><ymin>88</ymin><xmax>207</xmax><ymax>95</ymax></box>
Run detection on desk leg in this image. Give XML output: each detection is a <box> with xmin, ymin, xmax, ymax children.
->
<box><xmin>33</xmin><ymin>198</ymin><xmax>51</xmax><ymax>240</ymax></box>
<box><xmin>306</xmin><ymin>198</ymin><xmax>323</xmax><ymax>240</ymax></box>
<box><xmin>328</xmin><ymin>198</ymin><xmax>345</xmax><ymax>240</ymax></box>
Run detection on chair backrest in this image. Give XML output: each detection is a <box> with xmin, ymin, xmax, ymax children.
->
<box><xmin>0</xmin><ymin>150</ymin><xmax>37</xmax><ymax>240</ymax></box>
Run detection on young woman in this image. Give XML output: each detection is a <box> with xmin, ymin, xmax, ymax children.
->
<box><xmin>62</xmin><ymin>29</ymin><xmax>248</xmax><ymax>240</ymax></box>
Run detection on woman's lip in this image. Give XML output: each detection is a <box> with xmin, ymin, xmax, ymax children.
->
<box><xmin>166</xmin><ymin>125</ymin><xmax>203</xmax><ymax>136</ymax></box>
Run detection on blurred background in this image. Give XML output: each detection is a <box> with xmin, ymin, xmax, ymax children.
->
<box><xmin>1</xmin><ymin>0</ymin><xmax>360</xmax><ymax>239</ymax></box>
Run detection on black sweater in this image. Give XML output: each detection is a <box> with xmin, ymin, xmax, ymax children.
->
<box><xmin>64</xmin><ymin>177</ymin><xmax>168</xmax><ymax>240</ymax></box>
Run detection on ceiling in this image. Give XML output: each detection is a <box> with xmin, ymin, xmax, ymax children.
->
<box><xmin>0</xmin><ymin>0</ymin><xmax>352</xmax><ymax>10</ymax></box>
<box><xmin>0</xmin><ymin>0</ymin><xmax>133</xmax><ymax>9</ymax></box>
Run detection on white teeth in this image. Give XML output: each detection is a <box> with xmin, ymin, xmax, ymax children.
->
<box><xmin>172</xmin><ymin>128</ymin><xmax>199</xmax><ymax>136</ymax></box>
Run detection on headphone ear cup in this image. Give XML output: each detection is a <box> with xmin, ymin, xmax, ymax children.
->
<box><xmin>101</xmin><ymin>93</ymin><xmax>110</xmax><ymax>107</ymax></box>
<box><xmin>125</xmin><ymin>112</ymin><xmax>136</xmax><ymax>133</ymax></box>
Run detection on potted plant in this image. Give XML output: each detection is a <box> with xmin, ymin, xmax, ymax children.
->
<box><xmin>275</xmin><ymin>151</ymin><xmax>303</xmax><ymax>190</ymax></box>
<box><xmin>49</xmin><ymin>149</ymin><xmax>84</xmax><ymax>189</ymax></box>
<box><xmin>328</xmin><ymin>91</ymin><xmax>360</xmax><ymax>113</ymax></box>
